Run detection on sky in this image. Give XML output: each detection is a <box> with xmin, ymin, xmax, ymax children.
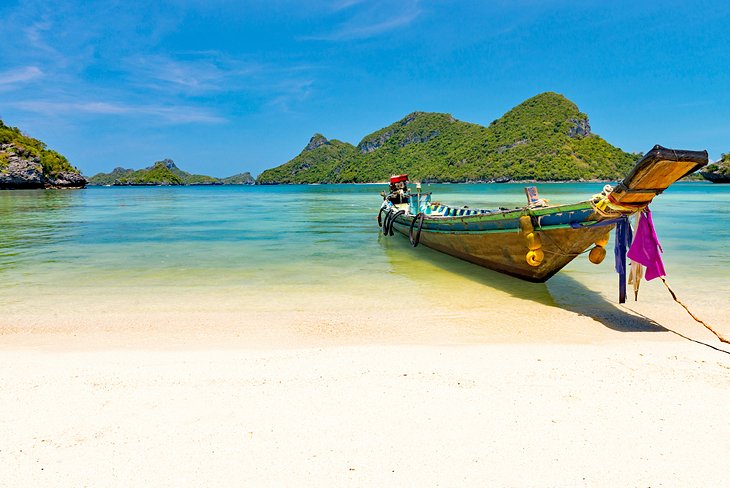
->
<box><xmin>0</xmin><ymin>0</ymin><xmax>728</xmax><ymax>177</ymax></box>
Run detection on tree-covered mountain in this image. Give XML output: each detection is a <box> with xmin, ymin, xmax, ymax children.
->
<box><xmin>221</xmin><ymin>172</ymin><xmax>255</xmax><ymax>185</ymax></box>
<box><xmin>700</xmin><ymin>153</ymin><xmax>730</xmax><ymax>183</ymax></box>
<box><xmin>258</xmin><ymin>92</ymin><xmax>642</xmax><ymax>184</ymax></box>
<box><xmin>0</xmin><ymin>119</ymin><xmax>86</xmax><ymax>189</ymax></box>
<box><xmin>257</xmin><ymin>134</ymin><xmax>360</xmax><ymax>184</ymax></box>
<box><xmin>89</xmin><ymin>159</ymin><xmax>250</xmax><ymax>186</ymax></box>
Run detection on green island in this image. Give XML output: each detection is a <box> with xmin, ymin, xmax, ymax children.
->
<box><xmin>88</xmin><ymin>160</ymin><xmax>254</xmax><ymax>186</ymax></box>
<box><xmin>0</xmin><ymin>119</ymin><xmax>86</xmax><ymax>189</ymax></box>
<box><xmin>258</xmin><ymin>92</ymin><xmax>644</xmax><ymax>184</ymax></box>
<box><xmin>700</xmin><ymin>153</ymin><xmax>730</xmax><ymax>183</ymax></box>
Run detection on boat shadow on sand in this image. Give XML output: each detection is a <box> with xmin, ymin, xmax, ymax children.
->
<box><xmin>379</xmin><ymin>234</ymin><xmax>666</xmax><ymax>334</ymax></box>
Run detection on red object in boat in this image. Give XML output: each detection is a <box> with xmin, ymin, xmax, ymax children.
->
<box><xmin>390</xmin><ymin>174</ymin><xmax>408</xmax><ymax>185</ymax></box>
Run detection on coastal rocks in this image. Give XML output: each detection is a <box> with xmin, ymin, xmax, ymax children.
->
<box><xmin>0</xmin><ymin>151</ymin><xmax>44</xmax><ymax>189</ymax></box>
<box><xmin>45</xmin><ymin>171</ymin><xmax>89</xmax><ymax>188</ymax></box>
<box><xmin>700</xmin><ymin>171</ymin><xmax>730</xmax><ymax>183</ymax></box>
<box><xmin>699</xmin><ymin>154</ymin><xmax>730</xmax><ymax>183</ymax></box>
<box><xmin>0</xmin><ymin>143</ymin><xmax>87</xmax><ymax>189</ymax></box>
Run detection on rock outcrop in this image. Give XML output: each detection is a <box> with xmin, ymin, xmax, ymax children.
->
<box><xmin>699</xmin><ymin>154</ymin><xmax>730</xmax><ymax>183</ymax></box>
<box><xmin>0</xmin><ymin>143</ymin><xmax>86</xmax><ymax>189</ymax></box>
<box><xmin>304</xmin><ymin>134</ymin><xmax>330</xmax><ymax>151</ymax></box>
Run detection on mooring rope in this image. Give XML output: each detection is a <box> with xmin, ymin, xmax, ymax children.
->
<box><xmin>660</xmin><ymin>277</ymin><xmax>730</xmax><ymax>344</ymax></box>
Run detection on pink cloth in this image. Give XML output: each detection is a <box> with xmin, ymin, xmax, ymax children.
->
<box><xmin>627</xmin><ymin>208</ymin><xmax>666</xmax><ymax>281</ymax></box>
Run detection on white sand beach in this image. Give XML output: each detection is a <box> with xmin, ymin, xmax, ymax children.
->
<box><xmin>1</xmin><ymin>284</ymin><xmax>728</xmax><ymax>487</ymax></box>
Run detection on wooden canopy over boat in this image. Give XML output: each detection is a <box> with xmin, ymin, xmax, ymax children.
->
<box><xmin>378</xmin><ymin>145</ymin><xmax>707</xmax><ymax>283</ymax></box>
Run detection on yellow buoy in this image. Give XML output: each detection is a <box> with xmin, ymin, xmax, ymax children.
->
<box><xmin>525</xmin><ymin>232</ymin><xmax>542</xmax><ymax>250</ymax></box>
<box><xmin>588</xmin><ymin>245</ymin><xmax>606</xmax><ymax>264</ymax></box>
<box><xmin>594</xmin><ymin>233</ymin><xmax>610</xmax><ymax>247</ymax></box>
<box><xmin>519</xmin><ymin>215</ymin><xmax>533</xmax><ymax>235</ymax></box>
<box><xmin>526</xmin><ymin>249</ymin><xmax>544</xmax><ymax>267</ymax></box>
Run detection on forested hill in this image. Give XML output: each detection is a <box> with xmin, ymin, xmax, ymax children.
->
<box><xmin>89</xmin><ymin>160</ymin><xmax>255</xmax><ymax>186</ymax></box>
<box><xmin>257</xmin><ymin>92</ymin><xmax>642</xmax><ymax>184</ymax></box>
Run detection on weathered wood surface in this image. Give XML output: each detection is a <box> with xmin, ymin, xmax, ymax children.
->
<box><xmin>610</xmin><ymin>145</ymin><xmax>708</xmax><ymax>206</ymax></box>
<box><xmin>391</xmin><ymin>216</ymin><xmax>612</xmax><ymax>282</ymax></box>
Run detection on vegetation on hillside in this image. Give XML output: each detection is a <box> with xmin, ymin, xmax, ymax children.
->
<box><xmin>257</xmin><ymin>135</ymin><xmax>359</xmax><ymax>184</ymax></box>
<box><xmin>0</xmin><ymin>119</ymin><xmax>79</xmax><ymax>176</ymax></box>
<box><xmin>257</xmin><ymin>92</ymin><xmax>642</xmax><ymax>184</ymax></box>
<box><xmin>221</xmin><ymin>172</ymin><xmax>255</xmax><ymax>184</ymax></box>
<box><xmin>89</xmin><ymin>159</ymin><xmax>252</xmax><ymax>185</ymax></box>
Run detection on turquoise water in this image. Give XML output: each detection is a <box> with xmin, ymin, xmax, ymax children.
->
<box><xmin>1</xmin><ymin>182</ymin><xmax>728</xmax><ymax>311</ymax></box>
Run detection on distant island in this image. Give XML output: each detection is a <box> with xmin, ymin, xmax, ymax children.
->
<box><xmin>2</xmin><ymin>92</ymin><xmax>714</xmax><ymax>189</ymax></box>
<box><xmin>258</xmin><ymin>92</ymin><xmax>644</xmax><ymax>184</ymax></box>
<box><xmin>700</xmin><ymin>153</ymin><xmax>730</xmax><ymax>183</ymax></box>
<box><xmin>88</xmin><ymin>160</ymin><xmax>255</xmax><ymax>186</ymax></box>
<box><xmin>0</xmin><ymin>119</ymin><xmax>86</xmax><ymax>189</ymax></box>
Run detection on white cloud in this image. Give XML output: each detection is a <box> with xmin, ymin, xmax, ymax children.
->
<box><xmin>123</xmin><ymin>53</ymin><xmax>261</xmax><ymax>95</ymax></box>
<box><xmin>0</xmin><ymin>66</ymin><xmax>44</xmax><ymax>87</ymax></box>
<box><xmin>306</xmin><ymin>0</ymin><xmax>422</xmax><ymax>41</ymax></box>
<box><xmin>12</xmin><ymin>100</ymin><xmax>225</xmax><ymax>124</ymax></box>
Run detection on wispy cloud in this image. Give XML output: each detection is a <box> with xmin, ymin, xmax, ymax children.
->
<box><xmin>12</xmin><ymin>100</ymin><xmax>225</xmax><ymax>124</ymax></box>
<box><xmin>331</xmin><ymin>0</ymin><xmax>367</xmax><ymax>11</ymax></box>
<box><xmin>0</xmin><ymin>66</ymin><xmax>44</xmax><ymax>87</ymax></box>
<box><xmin>266</xmin><ymin>78</ymin><xmax>315</xmax><ymax>112</ymax></box>
<box><xmin>123</xmin><ymin>53</ymin><xmax>262</xmax><ymax>95</ymax></box>
<box><xmin>306</xmin><ymin>0</ymin><xmax>422</xmax><ymax>41</ymax></box>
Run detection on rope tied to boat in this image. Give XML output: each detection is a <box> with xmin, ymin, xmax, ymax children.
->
<box><xmin>590</xmin><ymin>184</ymin><xmax>646</xmax><ymax>217</ymax></box>
<box><xmin>660</xmin><ymin>277</ymin><xmax>730</xmax><ymax>344</ymax></box>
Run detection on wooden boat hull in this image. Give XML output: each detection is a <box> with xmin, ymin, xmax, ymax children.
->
<box><xmin>388</xmin><ymin>204</ymin><xmax>613</xmax><ymax>282</ymax></box>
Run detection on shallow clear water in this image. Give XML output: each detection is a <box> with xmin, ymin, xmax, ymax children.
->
<box><xmin>1</xmin><ymin>182</ymin><xmax>728</xmax><ymax>311</ymax></box>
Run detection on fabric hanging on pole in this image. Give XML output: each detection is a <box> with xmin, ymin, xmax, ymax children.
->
<box><xmin>627</xmin><ymin>213</ymin><xmax>643</xmax><ymax>300</ymax></box>
<box><xmin>614</xmin><ymin>216</ymin><xmax>633</xmax><ymax>274</ymax></box>
<box><xmin>614</xmin><ymin>216</ymin><xmax>632</xmax><ymax>304</ymax></box>
<box><xmin>627</xmin><ymin>207</ymin><xmax>666</xmax><ymax>281</ymax></box>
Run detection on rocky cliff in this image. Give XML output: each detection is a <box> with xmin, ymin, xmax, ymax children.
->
<box><xmin>0</xmin><ymin>121</ymin><xmax>86</xmax><ymax>189</ymax></box>
<box><xmin>700</xmin><ymin>153</ymin><xmax>730</xmax><ymax>183</ymax></box>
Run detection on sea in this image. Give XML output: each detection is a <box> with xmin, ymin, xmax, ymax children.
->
<box><xmin>1</xmin><ymin>182</ymin><xmax>728</xmax><ymax>337</ymax></box>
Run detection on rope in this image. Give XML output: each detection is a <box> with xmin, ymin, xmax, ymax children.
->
<box><xmin>660</xmin><ymin>277</ymin><xmax>730</xmax><ymax>344</ymax></box>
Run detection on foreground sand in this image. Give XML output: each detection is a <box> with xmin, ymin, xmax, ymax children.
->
<box><xmin>1</xmin><ymin>278</ymin><xmax>729</xmax><ymax>486</ymax></box>
<box><xmin>1</xmin><ymin>343</ymin><xmax>728</xmax><ymax>486</ymax></box>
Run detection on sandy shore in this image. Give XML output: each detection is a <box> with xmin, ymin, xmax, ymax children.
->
<box><xmin>1</xmin><ymin>280</ymin><xmax>729</xmax><ymax>486</ymax></box>
<box><xmin>1</xmin><ymin>343</ymin><xmax>728</xmax><ymax>487</ymax></box>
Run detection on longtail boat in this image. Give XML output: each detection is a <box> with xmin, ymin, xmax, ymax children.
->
<box><xmin>378</xmin><ymin>146</ymin><xmax>707</xmax><ymax>291</ymax></box>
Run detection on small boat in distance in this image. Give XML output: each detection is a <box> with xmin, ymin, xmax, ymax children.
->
<box><xmin>378</xmin><ymin>146</ymin><xmax>707</xmax><ymax>284</ymax></box>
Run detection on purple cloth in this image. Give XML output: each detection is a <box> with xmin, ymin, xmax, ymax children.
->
<box><xmin>627</xmin><ymin>208</ymin><xmax>666</xmax><ymax>281</ymax></box>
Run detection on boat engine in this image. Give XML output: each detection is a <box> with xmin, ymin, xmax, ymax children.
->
<box><xmin>386</xmin><ymin>174</ymin><xmax>410</xmax><ymax>204</ymax></box>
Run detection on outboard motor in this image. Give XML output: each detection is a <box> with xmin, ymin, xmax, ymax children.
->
<box><xmin>386</xmin><ymin>174</ymin><xmax>410</xmax><ymax>204</ymax></box>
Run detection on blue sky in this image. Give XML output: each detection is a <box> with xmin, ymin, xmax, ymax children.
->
<box><xmin>0</xmin><ymin>0</ymin><xmax>728</xmax><ymax>177</ymax></box>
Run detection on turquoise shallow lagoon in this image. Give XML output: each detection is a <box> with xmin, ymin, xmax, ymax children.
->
<box><xmin>1</xmin><ymin>182</ymin><xmax>728</xmax><ymax>342</ymax></box>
